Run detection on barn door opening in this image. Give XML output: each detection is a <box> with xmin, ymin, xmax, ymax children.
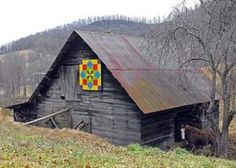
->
<box><xmin>174</xmin><ymin>112</ymin><xmax>201</xmax><ymax>142</ymax></box>
<box><xmin>61</xmin><ymin>65</ymin><xmax>80</xmax><ymax>100</ymax></box>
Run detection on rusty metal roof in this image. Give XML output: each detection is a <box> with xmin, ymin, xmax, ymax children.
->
<box><xmin>76</xmin><ymin>30</ymin><xmax>153</xmax><ymax>70</ymax></box>
<box><xmin>4</xmin><ymin>30</ymin><xmax>211</xmax><ymax>113</ymax></box>
<box><xmin>111</xmin><ymin>70</ymin><xmax>209</xmax><ymax>113</ymax></box>
<box><xmin>75</xmin><ymin>31</ymin><xmax>210</xmax><ymax>113</ymax></box>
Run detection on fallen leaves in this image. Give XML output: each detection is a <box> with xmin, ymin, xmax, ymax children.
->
<box><xmin>0</xmin><ymin>122</ymin><xmax>235</xmax><ymax>167</ymax></box>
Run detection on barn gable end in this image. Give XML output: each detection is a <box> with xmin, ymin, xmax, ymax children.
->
<box><xmin>19</xmin><ymin>33</ymin><xmax>142</xmax><ymax>144</ymax></box>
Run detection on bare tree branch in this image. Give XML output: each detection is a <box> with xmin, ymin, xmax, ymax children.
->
<box><xmin>180</xmin><ymin>57</ymin><xmax>210</xmax><ymax>68</ymax></box>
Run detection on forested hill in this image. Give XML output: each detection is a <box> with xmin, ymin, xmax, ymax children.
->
<box><xmin>0</xmin><ymin>16</ymin><xmax>157</xmax><ymax>55</ymax></box>
<box><xmin>0</xmin><ymin>16</ymin><xmax>158</xmax><ymax>103</ymax></box>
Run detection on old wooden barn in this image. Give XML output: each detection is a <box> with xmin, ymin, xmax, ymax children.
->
<box><xmin>6</xmin><ymin>30</ymin><xmax>216</xmax><ymax>148</ymax></box>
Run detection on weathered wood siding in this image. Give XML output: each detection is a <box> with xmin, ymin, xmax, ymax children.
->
<box><xmin>34</xmin><ymin>69</ymin><xmax>70</xmax><ymax>128</ymax></box>
<box><xmin>141</xmin><ymin>104</ymin><xmax>205</xmax><ymax>149</ymax></box>
<box><xmin>141</xmin><ymin>111</ymin><xmax>175</xmax><ymax>149</ymax></box>
<box><xmin>33</xmin><ymin>36</ymin><xmax>142</xmax><ymax>145</ymax></box>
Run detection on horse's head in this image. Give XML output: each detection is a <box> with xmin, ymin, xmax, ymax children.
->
<box><xmin>180</xmin><ymin>124</ymin><xmax>186</xmax><ymax>140</ymax></box>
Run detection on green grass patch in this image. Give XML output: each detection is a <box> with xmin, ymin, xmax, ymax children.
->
<box><xmin>0</xmin><ymin>122</ymin><xmax>235</xmax><ymax>167</ymax></box>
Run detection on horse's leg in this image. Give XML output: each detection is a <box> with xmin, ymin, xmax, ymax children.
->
<box><xmin>210</xmin><ymin>140</ymin><xmax>216</xmax><ymax>156</ymax></box>
<box><xmin>188</xmin><ymin>141</ymin><xmax>195</xmax><ymax>152</ymax></box>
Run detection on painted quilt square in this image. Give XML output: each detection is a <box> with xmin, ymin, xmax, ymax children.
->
<box><xmin>79</xmin><ymin>59</ymin><xmax>102</xmax><ymax>91</ymax></box>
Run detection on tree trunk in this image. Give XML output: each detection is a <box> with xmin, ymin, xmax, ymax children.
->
<box><xmin>218</xmin><ymin>128</ymin><xmax>229</xmax><ymax>157</ymax></box>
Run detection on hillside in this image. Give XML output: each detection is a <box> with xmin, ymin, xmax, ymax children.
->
<box><xmin>82</xmin><ymin>20</ymin><xmax>154</xmax><ymax>37</ymax></box>
<box><xmin>0</xmin><ymin>18</ymin><xmax>157</xmax><ymax>103</ymax></box>
<box><xmin>0</xmin><ymin>121</ymin><xmax>235</xmax><ymax>167</ymax></box>
<box><xmin>0</xmin><ymin>18</ymin><xmax>156</xmax><ymax>55</ymax></box>
<box><xmin>0</xmin><ymin>49</ymin><xmax>51</xmax><ymax>105</ymax></box>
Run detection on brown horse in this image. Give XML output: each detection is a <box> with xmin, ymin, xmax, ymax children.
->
<box><xmin>180</xmin><ymin>124</ymin><xmax>215</xmax><ymax>150</ymax></box>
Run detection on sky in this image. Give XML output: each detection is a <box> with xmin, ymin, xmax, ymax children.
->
<box><xmin>0</xmin><ymin>0</ymin><xmax>197</xmax><ymax>46</ymax></box>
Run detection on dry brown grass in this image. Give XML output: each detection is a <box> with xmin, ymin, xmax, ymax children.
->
<box><xmin>0</xmin><ymin>121</ymin><xmax>235</xmax><ymax>167</ymax></box>
<box><xmin>0</xmin><ymin>108</ymin><xmax>13</xmax><ymax>122</ymax></box>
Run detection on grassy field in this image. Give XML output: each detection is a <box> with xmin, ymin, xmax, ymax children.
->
<box><xmin>0</xmin><ymin>121</ymin><xmax>235</xmax><ymax>168</ymax></box>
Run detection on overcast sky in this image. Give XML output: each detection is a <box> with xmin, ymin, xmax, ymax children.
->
<box><xmin>0</xmin><ymin>0</ymin><xmax>197</xmax><ymax>46</ymax></box>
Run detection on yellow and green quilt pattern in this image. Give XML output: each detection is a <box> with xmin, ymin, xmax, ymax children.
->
<box><xmin>79</xmin><ymin>59</ymin><xmax>102</xmax><ymax>91</ymax></box>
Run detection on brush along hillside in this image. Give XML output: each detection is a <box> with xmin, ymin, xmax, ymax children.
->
<box><xmin>0</xmin><ymin>121</ymin><xmax>235</xmax><ymax>168</ymax></box>
<box><xmin>229</xmin><ymin>119</ymin><xmax>236</xmax><ymax>158</ymax></box>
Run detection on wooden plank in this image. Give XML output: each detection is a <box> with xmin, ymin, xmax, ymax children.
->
<box><xmin>92</xmin><ymin>126</ymin><xmax>141</xmax><ymax>137</ymax></box>
<box><xmin>142</xmin><ymin>127</ymin><xmax>174</xmax><ymax>142</ymax></box>
<box><xmin>61</xmin><ymin>44</ymin><xmax>93</xmax><ymax>65</ymax></box>
<box><xmin>141</xmin><ymin>119</ymin><xmax>174</xmax><ymax>132</ymax></box>
<box><xmin>74</xmin><ymin>120</ymin><xmax>84</xmax><ymax>129</ymax></box>
<box><xmin>142</xmin><ymin>134</ymin><xmax>172</xmax><ymax>145</ymax></box>
<box><xmin>23</xmin><ymin>108</ymin><xmax>70</xmax><ymax>125</ymax></box>
<box><xmin>50</xmin><ymin>117</ymin><xmax>59</xmax><ymax>129</ymax></box>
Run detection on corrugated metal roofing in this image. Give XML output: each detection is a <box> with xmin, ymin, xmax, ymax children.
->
<box><xmin>3</xmin><ymin>30</ymin><xmax>211</xmax><ymax>113</ymax></box>
<box><xmin>75</xmin><ymin>31</ymin><xmax>210</xmax><ymax>113</ymax></box>
<box><xmin>111</xmin><ymin>70</ymin><xmax>209</xmax><ymax>113</ymax></box>
<box><xmin>76</xmin><ymin>30</ymin><xmax>154</xmax><ymax>70</ymax></box>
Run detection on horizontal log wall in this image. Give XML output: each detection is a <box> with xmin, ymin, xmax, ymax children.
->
<box><xmin>141</xmin><ymin>111</ymin><xmax>175</xmax><ymax>149</ymax></box>
<box><xmin>35</xmin><ymin>73</ymin><xmax>70</xmax><ymax>128</ymax></box>
<box><xmin>141</xmin><ymin>104</ymin><xmax>204</xmax><ymax>149</ymax></box>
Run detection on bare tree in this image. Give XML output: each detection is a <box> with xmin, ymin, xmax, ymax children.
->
<box><xmin>1</xmin><ymin>53</ymin><xmax>26</xmax><ymax>99</ymax></box>
<box><xmin>148</xmin><ymin>0</ymin><xmax>236</xmax><ymax>157</ymax></box>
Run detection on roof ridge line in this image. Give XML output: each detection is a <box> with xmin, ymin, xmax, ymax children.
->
<box><xmin>75</xmin><ymin>29</ymin><xmax>144</xmax><ymax>39</ymax></box>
